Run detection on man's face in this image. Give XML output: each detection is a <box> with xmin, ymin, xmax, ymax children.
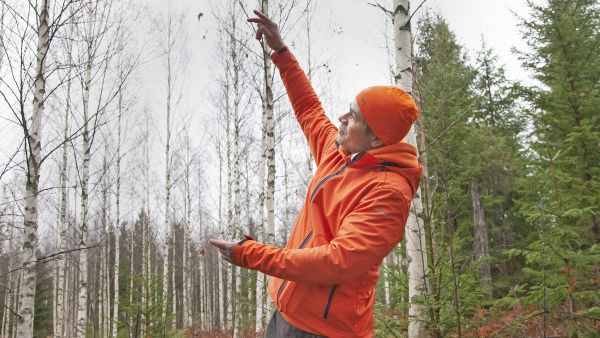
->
<box><xmin>336</xmin><ymin>101</ymin><xmax>376</xmax><ymax>154</ymax></box>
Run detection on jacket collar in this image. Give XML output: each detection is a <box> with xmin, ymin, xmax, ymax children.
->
<box><xmin>336</xmin><ymin>140</ymin><xmax>423</xmax><ymax>194</ymax></box>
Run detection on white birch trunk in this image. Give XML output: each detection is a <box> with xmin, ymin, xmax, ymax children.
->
<box><xmin>56</xmin><ymin>26</ymin><xmax>73</xmax><ymax>336</ymax></box>
<box><xmin>257</xmin><ymin>0</ymin><xmax>275</xmax><ymax>330</ymax></box>
<box><xmin>218</xmin><ymin>253</ymin><xmax>225</xmax><ymax>331</ymax></box>
<box><xmin>223</xmin><ymin>17</ymin><xmax>234</xmax><ymax>332</ymax></box>
<box><xmin>161</xmin><ymin>19</ymin><xmax>174</xmax><ymax>330</ymax></box>
<box><xmin>383</xmin><ymin>255</ymin><xmax>391</xmax><ymax>306</ymax></box>
<box><xmin>0</xmin><ymin>2</ymin><xmax>4</xmax><ymax>68</ymax></box>
<box><xmin>142</xmin><ymin>107</ymin><xmax>150</xmax><ymax>334</ymax></box>
<box><xmin>229</xmin><ymin>7</ymin><xmax>242</xmax><ymax>336</ymax></box>
<box><xmin>199</xmin><ymin>247</ymin><xmax>206</xmax><ymax>331</ymax></box>
<box><xmin>76</xmin><ymin>1</ymin><xmax>96</xmax><ymax>335</ymax></box>
<box><xmin>129</xmin><ymin>223</ymin><xmax>134</xmax><ymax>336</ymax></box>
<box><xmin>2</xmin><ymin>205</ymin><xmax>15</xmax><ymax>338</ymax></box>
<box><xmin>112</xmin><ymin>83</ymin><xmax>123</xmax><ymax>337</ymax></box>
<box><xmin>14</xmin><ymin>271</ymin><xmax>22</xmax><ymax>338</ymax></box>
<box><xmin>100</xmin><ymin>152</ymin><xmax>109</xmax><ymax>338</ymax></box>
<box><xmin>171</xmin><ymin>238</ymin><xmax>176</xmax><ymax>331</ymax></box>
<box><xmin>261</xmin><ymin>0</ymin><xmax>276</xmax><ymax>252</ymax></box>
<box><xmin>217</xmin><ymin>139</ymin><xmax>225</xmax><ymax>331</ymax></box>
<box><xmin>16</xmin><ymin>0</ymin><xmax>48</xmax><ymax>335</ymax></box>
<box><xmin>392</xmin><ymin>1</ymin><xmax>429</xmax><ymax>337</ymax></box>
<box><xmin>225</xmin><ymin>101</ymin><xmax>233</xmax><ymax>335</ymax></box>
<box><xmin>182</xmin><ymin>132</ymin><xmax>192</xmax><ymax>328</ymax></box>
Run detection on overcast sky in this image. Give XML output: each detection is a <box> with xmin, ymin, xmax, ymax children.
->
<box><xmin>172</xmin><ymin>0</ymin><xmax>533</xmax><ymax>118</ymax></box>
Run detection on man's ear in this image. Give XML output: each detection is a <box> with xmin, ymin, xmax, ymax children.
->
<box><xmin>370</xmin><ymin>135</ymin><xmax>384</xmax><ymax>148</ymax></box>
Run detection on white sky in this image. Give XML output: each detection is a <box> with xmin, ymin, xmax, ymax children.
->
<box><xmin>322</xmin><ymin>0</ymin><xmax>532</xmax><ymax>97</ymax></box>
<box><xmin>179</xmin><ymin>0</ymin><xmax>533</xmax><ymax>118</ymax></box>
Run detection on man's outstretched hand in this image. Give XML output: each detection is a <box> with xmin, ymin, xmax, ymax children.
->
<box><xmin>247</xmin><ymin>10</ymin><xmax>285</xmax><ymax>51</ymax></box>
<box><xmin>209</xmin><ymin>239</ymin><xmax>236</xmax><ymax>264</ymax></box>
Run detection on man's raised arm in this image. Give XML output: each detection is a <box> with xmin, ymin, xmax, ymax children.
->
<box><xmin>248</xmin><ymin>10</ymin><xmax>338</xmax><ymax>165</ymax></box>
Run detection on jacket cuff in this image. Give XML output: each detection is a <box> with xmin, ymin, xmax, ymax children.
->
<box><xmin>271</xmin><ymin>45</ymin><xmax>292</xmax><ymax>65</ymax></box>
<box><xmin>234</xmin><ymin>234</ymin><xmax>255</xmax><ymax>267</ymax></box>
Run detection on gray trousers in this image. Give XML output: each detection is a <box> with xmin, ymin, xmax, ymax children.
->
<box><xmin>265</xmin><ymin>310</ymin><xmax>327</xmax><ymax>338</ymax></box>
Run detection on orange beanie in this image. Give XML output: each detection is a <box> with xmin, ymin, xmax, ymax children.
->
<box><xmin>355</xmin><ymin>86</ymin><xmax>419</xmax><ymax>145</ymax></box>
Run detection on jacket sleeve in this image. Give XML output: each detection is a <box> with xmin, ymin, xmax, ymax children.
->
<box><xmin>234</xmin><ymin>187</ymin><xmax>410</xmax><ymax>285</ymax></box>
<box><xmin>271</xmin><ymin>48</ymin><xmax>338</xmax><ymax>166</ymax></box>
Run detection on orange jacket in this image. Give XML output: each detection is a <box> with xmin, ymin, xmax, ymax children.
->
<box><xmin>234</xmin><ymin>48</ymin><xmax>422</xmax><ymax>337</ymax></box>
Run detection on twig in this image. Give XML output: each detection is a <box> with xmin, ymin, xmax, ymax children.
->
<box><xmin>0</xmin><ymin>244</ymin><xmax>100</xmax><ymax>279</ymax></box>
<box><xmin>410</xmin><ymin>0</ymin><xmax>428</xmax><ymax>21</ymax></box>
<box><xmin>367</xmin><ymin>2</ymin><xmax>393</xmax><ymax>18</ymax></box>
<box><xmin>419</xmin><ymin>104</ymin><xmax>475</xmax><ymax>155</ymax></box>
<box><xmin>1</xmin><ymin>303</ymin><xmax>21</xmax><ymax>319</ymax></box>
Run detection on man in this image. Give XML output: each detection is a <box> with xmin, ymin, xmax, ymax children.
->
<box><xmin>210</xmin><ymin>10</ymin><xmax>422</xmax><ymax>338</ymax></box>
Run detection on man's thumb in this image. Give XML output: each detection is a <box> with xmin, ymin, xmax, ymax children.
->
<box><xmin>209</xmin><ymin>239</ymin><xmax>222</xmax><ymax>248</ymax></box>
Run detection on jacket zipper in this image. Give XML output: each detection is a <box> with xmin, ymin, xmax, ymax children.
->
<box><xmin>307</xmin><ymin>155</ymin><xmax>362</xmax><ymax>318</ymax></box>
<box><xmin>276</xmin><ymin>230</ymin><xmax>314</xmax><ymax>304</ymax></box>
<box><xmin>323</xmin><ymin>284</ymin><xmax>338</xmax><ymax>318</ymax></box>
<box><xmin>310</xmin><ymin>153</ymin><xmax>364</xmax><ymax>202</ymax></box>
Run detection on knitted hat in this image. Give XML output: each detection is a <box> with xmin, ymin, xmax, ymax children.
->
<box><xmin>355</xmin><ymin>86</ymin><xmax>419</xmax><ymax>145</ymax></box>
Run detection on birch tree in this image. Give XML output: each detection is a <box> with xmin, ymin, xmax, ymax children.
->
<box><xmin>153</xmin><ymin>6</ymin><xmax>187</xmax><ymax>331</ymax></box>
<box><xmin>392</xmin><ymin>1</ymin><xmax>429</xmax><ymax>336</ymax></box>
<box><xmin>75</xmin><ymin>1</ymin><xmax>95</xmax><ymax>333</ymax></box>
<box><xmin>54</xmin><ymin>15</ymin><xmax>76</xmax><ymax>337</ymax></box>
<box><xmin>161</xmin><ymin>12</ymin><xmax>175</xmax><ymax>331</ymax></box>
<box><xmin>15</xmin><ymin>0</ymin><xmax>48</xmax><ymax>335</ymax></box>
<box><xmin>255</xmin><ymin>0</ymin><xmax>276</xmax><ymax>330</ymax></box>
<box><xmin>112</xmin><ymin>45</ymin><xmax>126</xmax><ymax>336</ymax></box>
<box><xmin>182</xmin><ymin>127</ymin><xmax>193</xmax><ymax>328</ymax></box>
<box><xmin>0</xmin><ymin>2</ymin><xmax>4</xmax><ymax>68</ymax></box>
<box><xmin>113</xmin><ymin>11</ymin><xmax>139</xmax><ymax>333</ymax></box>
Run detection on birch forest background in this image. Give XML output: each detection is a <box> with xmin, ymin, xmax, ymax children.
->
<box><xmin>0</xmin><ymin>0</ymin><xmax>599</xmax><ymax>337</ymax></box>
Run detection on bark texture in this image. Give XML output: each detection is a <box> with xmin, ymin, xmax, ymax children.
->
<box><xmin>17</xmin><ymin>0</ymin><xmax>48</xmax><ymax>335</ymax></box>
<box><xmin>470</xmin><ymin>180</ymin><xmax>493</xmax><ymax>298</ymax></box>
<box><xmin>392</xmin><ymin>1</ymin><xmax>429</xmax><ymax>337</ymax></box>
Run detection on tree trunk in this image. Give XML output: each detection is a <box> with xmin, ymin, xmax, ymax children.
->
<box><xmin>261</xmin><ymin>0</ymin><xmax>276</xmax><ymax>253</ymax></box>
<box><xmin>383</xmin><ymin>255</ymin><xmax>391</xmax><ymax>306</ymax></box>
<box><xmin>228</xmin><ymin>6</ymin><xmax>242</xmax><ymax>335</ymax></box>
<box><xmin>162</xmin><ymin>15</ymin><xmax>174</xmax><ymax>330</ymax></box>
<box><xmin>470</xmin><ymin>180</ymin><xmax>493</xmax><ymax>298</ymax></box>
<box><xmin>142</xmin><ymin>107</ymin><xmax>150</xmax><ymax>334</ymax></box>
<box><xmin>100</xmin><ymin>151</ymin><xmax>109</xmax><ymax>338</ymax></box>
<box><xmin>56</xmin><ymin>23</ymin><xmax>73</xmax><ymax>336</ymax></box>
<box><xmin>171</xmin><ymin>233</ymin><xmax>177</xmax><ymax>331</ymax></box>
<box><xmin>76</xmin><ymin>2</ymin><xmax>95</xmax><ymax>335</ymax></box>
<box><xmin>113</xmin><ymin>77</ymin><xmax>123</xmax><ymax>338</ymax></box>
<box><xmin>16</xmin><ymin>0</ymin><xmax>48</xmax><ymax>335</ymax></box>
<box><xmin>183</xmin><ymin>132</ymin><xmax>192</xmax><ymax>328</ymax></box>
<box><xmin>129</xmin><ymin>222</ymin><xmax>135</xmax><ymax>337</ymax></box>
<box><xmin>2</xmin><ymin>204</ymin><xmax>15</xmax><ymax>338</ymax></box>
<box><xmin>0</xmin><ymin>2</ymin><xmax>5</xmax><ymax>68</ymax></box>
<box><xmin>217</xmin><ymin>138</ymin><xmax>225</xmax><ymax>332</ymax></box>
<box><xmin>392</xmin><ymin>1</ymin><xmax>429</xmax><ymax>337</ymax></box>
<box><xmin>258</xmin><ymin>0</ymin><xmax>276</xmax><ymax>329</ymax></box>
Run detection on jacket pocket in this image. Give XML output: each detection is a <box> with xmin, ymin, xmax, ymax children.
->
<box><xmin>276</xmin><ymin>230</ymin><xmax>313</xmax><ymax>311</ymax></box>
<box><xmin>323</xmin><ymin>284</ymin><xmax>338</xmax><ymax>319</ymax></box>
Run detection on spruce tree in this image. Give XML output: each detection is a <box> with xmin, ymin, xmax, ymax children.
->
<box><xmin>512</xmin><ymin>0</ymin><xmax>600</xmax><ymax>334</ymax></box>
<box><xmin>415</xmin><ymin>13</ymin><xmax>483</xmax><ymax>336</ymax></box>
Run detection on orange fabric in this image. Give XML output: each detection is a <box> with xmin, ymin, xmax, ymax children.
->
<box><xmin>234</xmin><ymin>49</ymin><xmax>422</xmax><ymax>338</ymax></box>
<box><xmin>356</xmin><ymin>86</ymin><xmax>419</xmax><ymax>145</ymax></box>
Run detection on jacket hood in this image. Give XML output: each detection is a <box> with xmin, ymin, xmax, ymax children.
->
<box><xmin>338</xmin><ymin>141</ymin><xmax>423</xmax><ymax>195</ymax></box>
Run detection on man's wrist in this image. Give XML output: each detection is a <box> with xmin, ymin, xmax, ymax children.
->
<box><xmin>276</xmin><ymin>46</ymin><xmax>288</xmax><ymax>54</ymax></box>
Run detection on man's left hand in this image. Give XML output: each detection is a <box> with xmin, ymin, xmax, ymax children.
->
<box><xmin>209</xmin><ymin>239</ymin><xmax>237</xmax><ymax>264</ymax></box>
